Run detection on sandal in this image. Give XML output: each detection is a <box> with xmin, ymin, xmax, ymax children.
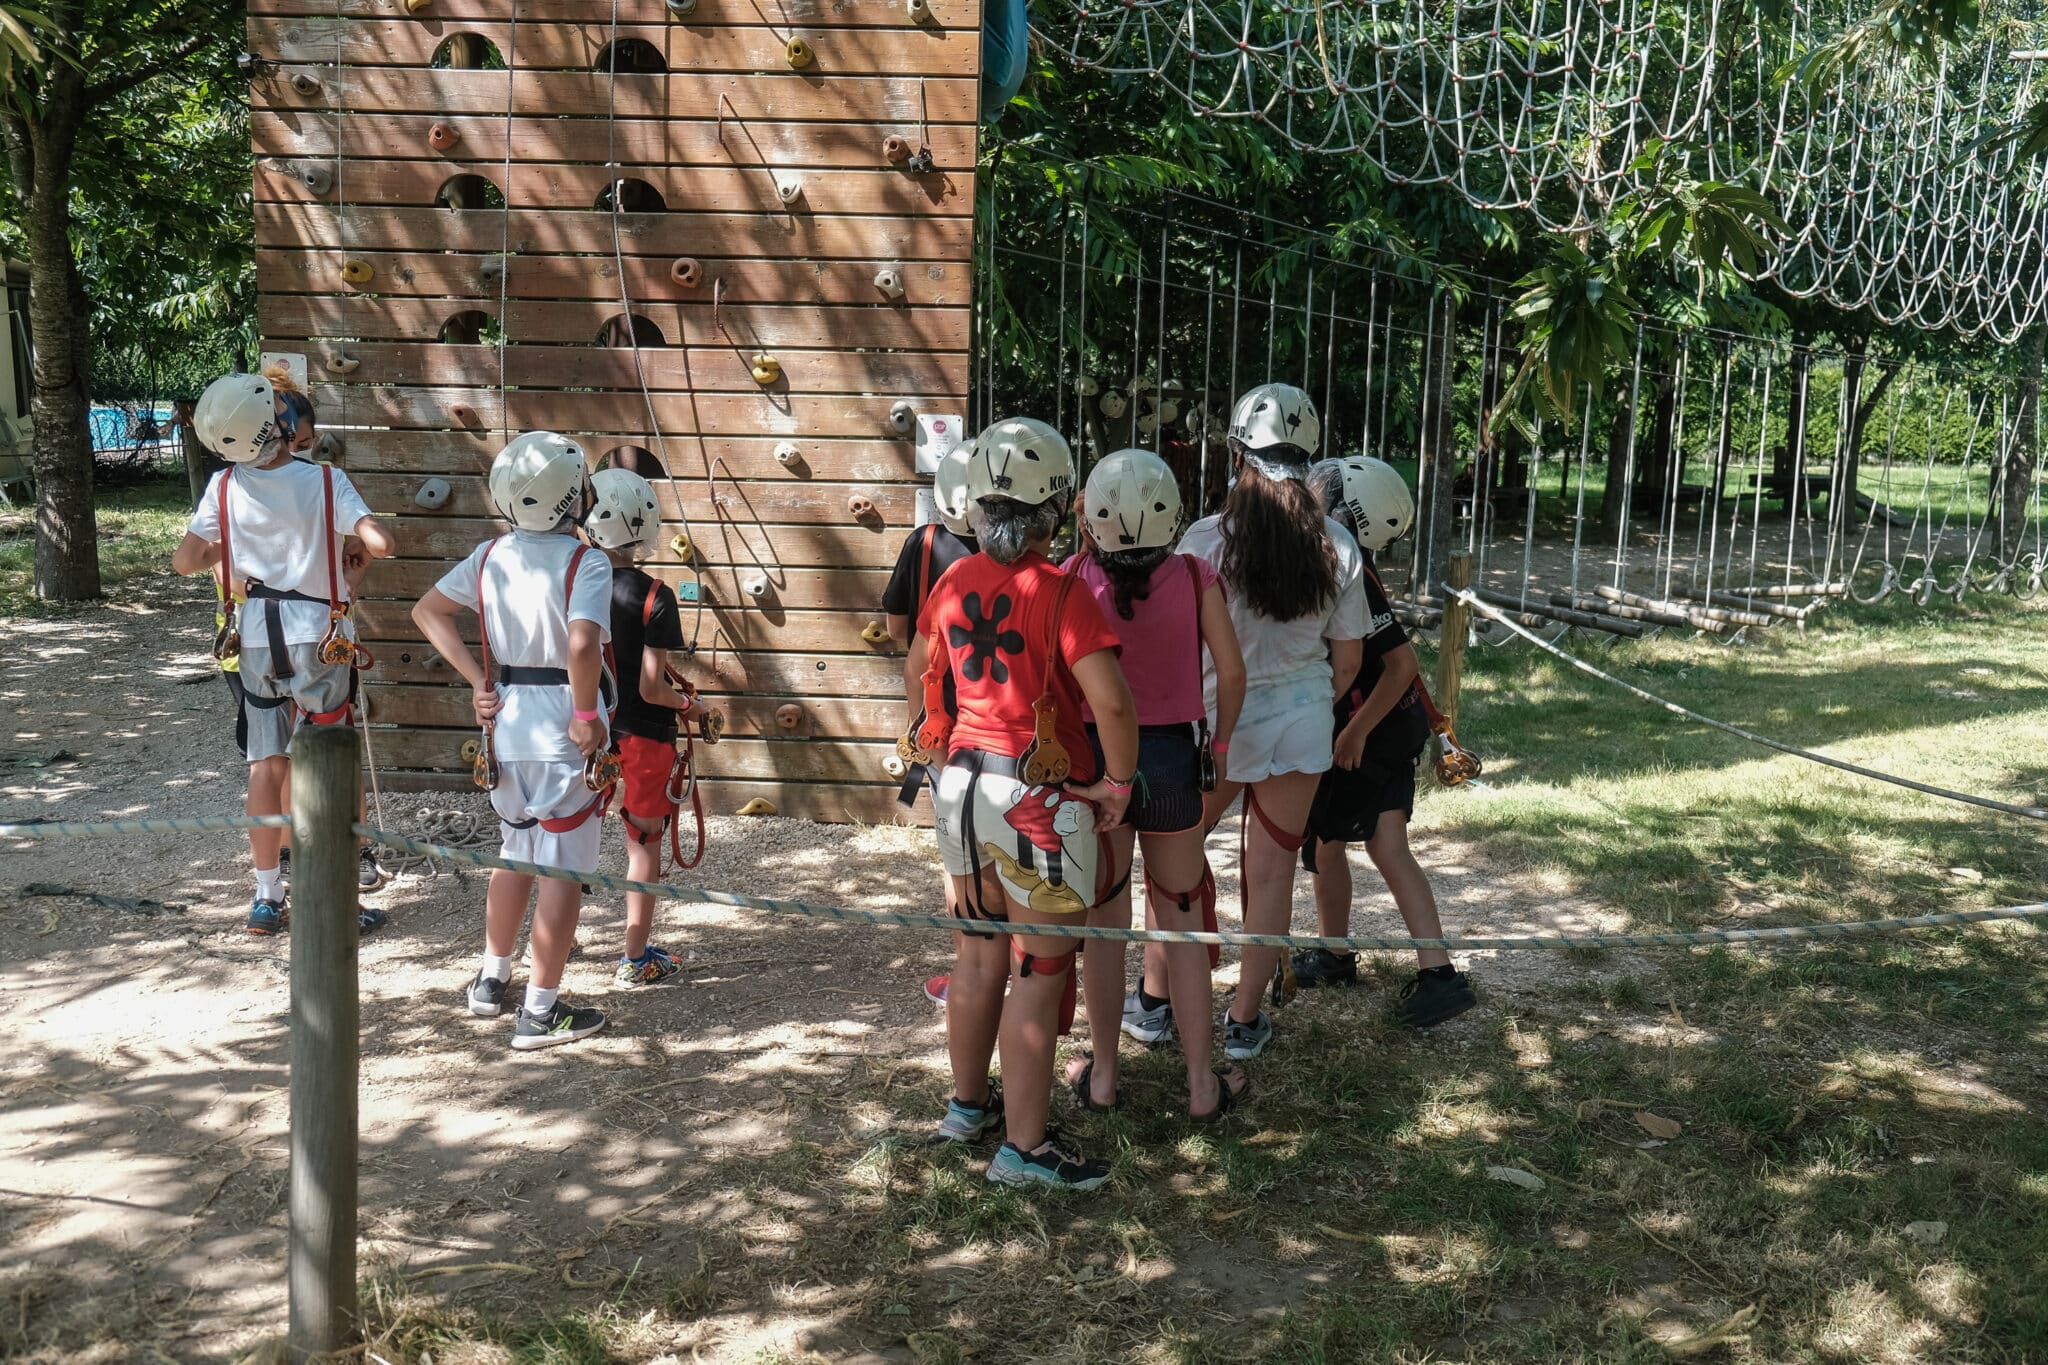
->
<box><xmin>1190</xmin><ymin>1067</ymin><xmax>1249</xmax><ymax>1123</ymax></box>
<box><xmin>1065</xmin><ymin>1053</ymin><xmax>1119</xmax><ymax>1112</ymax></box>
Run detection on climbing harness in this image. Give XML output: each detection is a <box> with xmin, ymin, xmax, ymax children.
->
<box><xmin>212</xmin><ymin>463</ymin><xmax>373</xmax><ymax>680</ymax></box>
<box><xmin>1146</xmin><ymin>862</ymin><xmax>1221</xmax><ymax>968</ymax></box>
<box><xmin>625</xmin><ymin>580</ymin><xmax>712</xmax><ymax>874</ymax></box>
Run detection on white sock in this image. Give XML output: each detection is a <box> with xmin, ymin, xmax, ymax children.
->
<box><xmin>254</xmin><ymin>865</ymin><xmax>285</xmax><ymax>902</ymax></box>
<box><xmin>523</xmin><ymin>985</ymin><xmax>558</xmax><ymax>1018</ymax></box>
<box><xmin>480</xmin><ymin>952</ymin><xmax>515</xmax><ymax>984</ymax></box>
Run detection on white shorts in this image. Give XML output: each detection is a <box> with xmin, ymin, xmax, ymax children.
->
<box><xmin>1223</xmin><ymin>679</ymin><xmax>1336</xmax><ymax>783</ymax></box>
<box><xmin>931</xmin><ymin>754</ymin><xmax>1104</xmax><ymax>920</ymax></box>
<box><xmin>491</xmin><ymin>759</ymin><xmax>604</xmax><ymax>877</ymax></box>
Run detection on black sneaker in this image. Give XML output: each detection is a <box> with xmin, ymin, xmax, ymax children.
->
<box><xmin>358</xmin><ymin>905</ymin><xmax>388</xmax><ymax>936</ymax></box>
<box><xmin>511</xmin><ymin>999</ymin><xmax>608</xmax><ymax>1050</ymax></box>
<box><xmin>986</xmin><ymin>1128</ymin><xmax>1111</xmax><ymax>1191</ymax></box>
<box><xmin>1393</xmin><ymin>970</ymin><xmax>1477</xmax><ymax>1029</ymax></box>
<box><xmin>1291</xmin><ymin>948</ymin><xmax>1358</xmax><ymax>988</ymax></box>
<box><xmin>357</xmin><ymin>847</ymin><xmax>388</xmax><ymax>893</ymax></box>
<box><xmin>467</xmin><ymin>972</ymin><xmax>510</xmax><ymax>1018</ymax></box>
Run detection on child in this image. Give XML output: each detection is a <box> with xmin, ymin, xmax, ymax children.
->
<box><xmin>411</xmin><ymin>431</ymin><xmax>615</xmax><ymax>1051</ymax></box>
<box><xmin>909</xmin><ymin>417</ymin><xmax>1138</xmax><ymax>1190</ymax></box>
<box><xmin>1297</xmin><ymin>456</ymin><xmax>1476</xmax><ymax>1027</ymax></box>
<box><xmin>1066</xmin><ymin>448</ymin><xmax>1249</xmax><ymax>1119</ymax></box>
<box><xmin>170</xmin><ymin>371</ymin><xmax>395</xmax><ymax>933</ymax></box>
<box><xmin>880</xmin><ymin>441</ymin><xmax>978</xmax><ymax>1005</ymax></box>
<box><xmin>585</xmin><ymin>465</ymin><xmax>698</xmax><ymax>985</ymax></box>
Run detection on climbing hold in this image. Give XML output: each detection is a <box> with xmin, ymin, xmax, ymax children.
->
<box><xmin>905</xmin><ymin>149</ymin><xmax>935</xmax><ymax>175</ymax></box>
<box><xmin>314</xmin><ymin>432</ymin><xmax>345</xmax><ymax>461</ymax></box>
<box><xmin>847</xmin><ymin>493</ymin><xmax>878</xmax><ymax>520</ymax></box>
<box><xmin>450</xmin><ymin>402</ymin><xmax>480</xmax><ymax>429</ymax></box>
<box><xmin>478</xmin><ymin>258</ymin><xmax>506</xmax><ymax>284</ymax></box>
<box><xmin>427</xmin><ymin>122</ymin><xmax>459</xmax><ymax>152</ymax></box>
<box><xmin>1099</xmin><ymin>390</ymin><xmax>1129</xmax><ymax>419</ymax></box>
<box><xmin>670</xmin><ymin>531</ymin><xmax>693</xmax><ymax>563</ymax></box>
<box><xmin>775</xmin><ymin>703</ymin><xmax>803</xmax><ymax>730</ymax></box>
<box><xmin>415</xmin><ymin>477</ymin><xmax>451</xmax><ymax>510</ymax></box>
<box><xmin>751</xmin><ymin>353</ymin><xmax>782</xmax><ymax>386</ymax></box>
<box><xmin>665</xmin><ymin>0</ymin><xmax>698</xmax><ymax>12</ymax></box>
<box><xmin>906</xmin><ymin>0</ymin><xmax>932</xmax><ymax>21</ymax></box>
<box><xmin>882</xmin><ymin>135</ymin><xmax>911</xmax><ymax>163</ymax></box>
<box><xmin>301</xmin><ymin>164</ymin><xmax>334</xmax><ymax>195</ymax></box>
<box><xmin>774</xmin><ymin>441</ymin><xmax>801</xmax><ymax>466</ymax></box>
<box><xmin>1075</xmin><ymin>374</ymin><xmax>1100</xmax><ymax>396</ymax></box>
<box><xmin>669</xmin><ymin>257</ymin><xmax>702</xmax><ymax>288</ymax></box>
<box><xmin>775</xmin><ymin>176</ymin><xmax>804</xmax><ymax>206</ymax></box>
<box><xmin>290</xmin><ymin>72</ymin><xmax>321</xmax><ymax>97</ymax></box>
<box><xmin>785</xmin><ymin>36</ymin><xmax>814</xmax><ymax>68</ymax></box>
<box><xmin>736</xmin><ymin>797</ymin><xmax>778</xmax><ymax>817</ymax></box>
<box><xmin>873</xmin><ymin>267</ymin><xmax>906</xmax><ymax>300</ymax></box>
<box><xmin>460</xmin><ymin>738</ymin><xmax>483</xmax><ymax>763</ymax></box>
<box><xmin>889</xmin><ymin>400</ymin><xmax>916</xmax><ymax>435</ymax></box>
<box><xmin>340</xmin><ymin>258</ymin><xmax>374</xmax><ymax>285</ymax></box>
<box><xmin>882</xmin><ymin>754</ymin><xmax>908</xmax><ymax>780</ymax></box>
<box><xmin>1156</xmin><ymin>399</ymin><xmax>1181</xmax><ymax>426</ymax></box>
<box><xmin>860</xmin><ymin>620</ymin><xmax>891</xmax><ymax>645</ymax></box>
<box><xmin>405</xmin><ymin>0</ymin><xmax>432</xmax><ymax>11</ymax></box>
<box><xmin>741</xmin><ymin>573</ymin><xmax>770</xmax><ymax>599</ymax></box>
<box><xmin>326</xmin><ymin>353</ymin><xmax>360</xmax><ymax>374</ymax></box>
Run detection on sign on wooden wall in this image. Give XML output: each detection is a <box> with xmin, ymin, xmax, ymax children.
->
<box><xmin>249</xmin><ymin>0</ymin><xmax>982</xmax><ymax>822</ymax></box>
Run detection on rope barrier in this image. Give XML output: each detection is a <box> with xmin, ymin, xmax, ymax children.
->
<box><xmin>11</xmin><ymin>811</ymin><xmax>2043</xmax><ymax>952</ymax></box>
<box><xmin>1449</xmin><ymin>586</ymin><xmax>2048</xmax><ymax>823</ymax></box>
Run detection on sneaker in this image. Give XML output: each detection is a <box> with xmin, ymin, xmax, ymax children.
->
<box><xmin>1120</xmin><ymin>989</ymin><xmax>1175</xmax><ymax>1046</ymax></box>
<box><xmin>935</xmin><ymin>1082</ymin><xmax>1004</xmax><ymax>1143</ymax></box>
<box><xmin>986</xmin><ymin>1130</ymin><xmax>1111</xmax><ymax>1191</ymax></box>
<box><xmin>511</xmin><ymin>999</ymin><xmax>608</xmax><ymax>1051</ymax></box>
<box><xmin>1291</xmin><ymin>948</ymin><xmax>1359</xmax><ymax>989</ymax></box>
<box><xmin>616</xmin><ymin>945</ymin><xmax>682</xmax><ymax>987</ymax></box>
<box><xmin>358</xmin><ymin>905</ymin><xmax>388</xmax><ymax>935</ymax></box>
<box><xmin>467</xmin><ymin>972</ymin><xmax>510</xmax><ymax>1018</ymax></box>
<box><xmin>924</xmin><ymin>974</ymin><xmax>950</xmax><ymax>1006</ymax></box>
<box><xmin>247</xmin><ymin>896</ymin><xmax>288</xmax><ymax>936</ymax></box>
<box><xmin>1222</xmin><ymin>1010</ymin><xmax>1274</xmax><ymax>1060</ymax></box>
<box><xmin>357</xmin><ymin>847</ymin><xmax>388</xmax><ymax>893</ymax></box>
<box><xmin>1393</xmin><ymin>970</ymin><xmax>1477</xmax><ymax>1029</ymax></box>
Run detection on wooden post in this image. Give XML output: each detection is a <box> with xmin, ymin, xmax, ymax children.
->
<box><xmin>287</xmin><ymin>725</ymin><xmax>361</xmax><ymax>1361</ymax></box>
<box><xmin>1437</xmin><ymin>552</ymin><xmax>1472</xmax><ymax>731</ymax></box>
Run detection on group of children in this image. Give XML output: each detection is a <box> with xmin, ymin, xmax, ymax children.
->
<box><xmin>896</xmin><ymin>384</ymin><xmax>1475</xmax><ymax>1190</ymax></box>
<box><xmin>172</xmin><ymin>371</ymin><xmax>702</xmax><ymax>1049</ymax></box>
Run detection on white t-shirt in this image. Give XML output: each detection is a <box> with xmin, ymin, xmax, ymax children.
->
<box><xmin>1177</xmin><ymin>513</ymin><xmax>1368</xmax><ymax>702</ymax></box>
<box><xmin>188</xmin><ymin>459</ymin><xmax>377</xmax><ymax>646</ymax></box>
<box><xmin>435</xmin><ymin>531</ymin><xmax>614</xmax><ymax>764</ymax></box>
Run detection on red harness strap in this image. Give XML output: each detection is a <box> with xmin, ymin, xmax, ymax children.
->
<box><xmin>631</xmin><ymin>578</ymin><xmax>708</xmax><ymax>872</ymax></box>
<box><xmin>1012</xmin><ymin>941</ymin><xmax>1081</xmax><ymax>1035</ymax></box>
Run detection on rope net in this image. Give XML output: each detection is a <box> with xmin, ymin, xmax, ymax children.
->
<box><xmin>1032</xmin><ymin>0</ymin><xmax>2048</xmax><ymax>339</ymax></box>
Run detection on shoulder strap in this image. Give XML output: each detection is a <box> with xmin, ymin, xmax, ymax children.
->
<box><xmin>321</xmin><ymin>464</ymin><xmax>340</xmax><ymax>613</ymax></box>
<box><xmin>476</xmin><ymin>537</ymin><xmax>499</xmax><ymax>680</ymax></box>
<box><xmin>217</xmin><ymin>470</ymin><xmax>234</xmax><ymax>599</ymax></box>
<box><xmin>1040</xmin><ymin>569</ymin><xmax>1078</xmax><ymax>692</ymax></box>
<box><xmin>565</xmin><ymin>543</ymin><xmax>589</xmax><ymax>614</ymax></box>
<box><xmin>915</xmin><ymin>523</ymin><xmax>938</xmax><ymax>611</ymax></box>
<box><xmin>643</xmin><ymin>576</ymin><xmax>661</xmax><ymax>627</ymax></box>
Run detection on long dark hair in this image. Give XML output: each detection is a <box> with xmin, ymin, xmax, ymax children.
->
<box><xmin>1092</xmin><ymin>545</ymin><xmax>1171</xmax><ymax>620</ymax></box>
<box><xmin>1219</xmin><ymin>449</ymin><xmax>1336</xmax><ymax>622</ymax></box>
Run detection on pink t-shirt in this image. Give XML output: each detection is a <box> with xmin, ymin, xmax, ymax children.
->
<box><xmin>1071</xmin><ymin>551</ymin><xmax>1219</xmax><ymax>726</ymax></box>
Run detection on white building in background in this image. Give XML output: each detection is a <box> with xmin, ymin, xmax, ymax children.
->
<box><xmin>0</xmin><ymin>260</ymin><xmax>30</xmax><ymax>503</ymax></box>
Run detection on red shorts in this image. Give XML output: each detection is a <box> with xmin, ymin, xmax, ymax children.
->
<box><xmin>618</xmin><ymin>732</ymin><xmax>678</xmax><ymax>827</ymax></box>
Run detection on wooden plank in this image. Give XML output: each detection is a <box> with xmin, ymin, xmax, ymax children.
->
<box><xmin>385</xmin><ymin>515</ymin><xmax>905</xmax><ymax>567</ymax></box>
<box><xmin>250</xmin><ymin>16</ymin><xmax>976</xmax><ymax>74</ymax></box>
<box><xmin>316</xmin><ymin>428</ymin><xmax>928</xmax><ymax>481</ymax></box>
<box><xmin>363</xmin><ymin>681</ymin><xmax>905</xmax><ymax>739</ymax></box>
<box><xmin>370</xmin><ymin>558</ymin><xmax>894</xmax><ymax>609</ymax></box>
<box><xmin>253</xmin><ymin>111</ymin><xmax>977</xmax><ymax>171</ymax></box>
<box><xmin>256</xmin><ymin>203</ymin><xmax>974</xmax><ymax>259</ymax></box>
<box><xmin>351</xmin><ymin>471</ymin><xmax>922</xmax><ymax>525</ymax></box>
<box><xmin>248</xmin><ymin>0</ymin><xmax>980</xmax><ymax>34</ymax></box>
<box><xmin>257</xmin><ymin>252</ymin><xmax>971</xmax><ymax>309</ymax></box>
<box><xmin>259</xmin><ymin>295</ymin><xmax>970</xmax><ymax>351</ymax></box>
<box><xmin>305</xmin><ymin>385</ymin><xmax>955</xmax><ymax>439</ymax></box>
<box><xmin>274</xmin><ymin>339</ymin><xmax>967</xmax><ymax>394</ymax></box>
<box><xmin>256</xmin><ymin>158</ymin><xmax>973</xmax><ymax>216</ymax></box>
<box><xmin>352</xmin><ymin>598</ymin><xmax>903</xmax><ymax>655</ymax></box>
<box><xmin>254</xmin><ymin>66</ymin><xmax>979</xmax><ymax>123</ymax></box>
<box><xmin>362</xmin><ymin>641</ymin><xmax>906</xmax><ymax>696</ymax></box>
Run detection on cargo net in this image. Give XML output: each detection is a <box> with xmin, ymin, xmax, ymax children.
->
<box><xmin>1032</xmin><ymin>0</ymin><xmax>2048</xmax><ymax>340</ymax></box>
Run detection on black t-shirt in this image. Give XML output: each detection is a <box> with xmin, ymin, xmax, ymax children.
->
<box><xmin>1336</xmin><ymin>551</ymin><xmax>1430</xmax><ymax>759</ymax></box>
<box><xmin>883</xmin><ymin>524</ymin><xmax>976</xmax><ymax>715</ymax></box>
<box><xmin>610</xmin><ymin>564</ymin><xmax>689</xmax><ymax>742</ymax></box>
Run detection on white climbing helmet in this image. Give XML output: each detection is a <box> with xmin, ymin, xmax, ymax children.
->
<box><xmin>934</xmin><ymin>437</ymin><xmax>975</xmax><ymax>537</ymax></box>
<box><xmin>584</xmin><ymin>467</ymin><xmax>661</xmax><ymax>549</ymax></box>
<box><xmin>968</xmin><ymin>416</ymin><xmax>1074</xmax><ymax>507</ymax></box>
<box><xmin>1084</xmin><ymin>448</ymin><xmax>1182</xmax><ymax>551</ymax></box>
<box><xmin>1328</xmin><ymin>455</ymin><xmax>1415</xmax><ymax>552</ymax></box>
<box><xmin>195</xmin><ymin>372</ymin><xmax>282</xmax><ymax>464</ymax></box>
<box><xmin>1229</xmin><ymin>382</ymin><xmax>1321</xmax><ymax>458</ymax></box>
<box><xmin>488</xmin><ymin>430</ymin><xmax>587</xmax><ymax>532</ymax></box>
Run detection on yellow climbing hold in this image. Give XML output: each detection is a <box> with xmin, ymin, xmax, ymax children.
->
<box><xmin>750</xmin><ymin>353</ymin><xmax>782</xmax><ymax>386</ymax></box>
<box><xmin>736</xmin><ymin>797</ymin><xmax>778</xmax><ymax>817</ymax></box>
<box><xmin>669</xmin><ymin>531</ymin><xmax>693</xmax><ymax>563</ymax></box>
<box><xmin>860</xmin><ymin>621</ymin><xmax>891</xmax><ymax>645</ymax></box>
<box><xmin>405</xmin><ymin>0</ymin><xmax>432</xmax><ymax>11</ymax></box>
<box><xmin>340</xmin><ymin>258</ymin><xmax>375</xmax><ymax>285</ymax></box>
<box><xmin>785</xmin><ymin>36</ymin><xmax>815</xmax><ymax>68</ymax></box>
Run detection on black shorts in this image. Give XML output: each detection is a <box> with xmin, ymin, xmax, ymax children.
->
<box><xmin>1089</xmin><ymin>723</ymin><xmax>1204</xmax><ymax>835</ymax></box>
<box><xmin>1305</xmin><ymin>746</ymin><xmax>1421</xmax><ymax>859</ymax></box>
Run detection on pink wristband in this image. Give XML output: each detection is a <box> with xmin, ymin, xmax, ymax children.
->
<box><xmin>1212</xmin><ymin>740</ymin><xmax>1230</xmax><ymax>754</ymax></box>
<box><xmin>572</xmin><ymin>707</ymin><xmax>601</xmax><ymax>722</ymax></box>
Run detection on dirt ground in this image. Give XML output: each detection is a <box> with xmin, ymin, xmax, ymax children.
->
<box><xmin>0</xmin><ymin>574</ymin><xmax>1640</xmax><ymax>1363</ymax></box>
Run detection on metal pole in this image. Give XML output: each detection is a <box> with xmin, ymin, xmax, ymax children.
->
<box><xmin>287</xmin><ymin>725</ymin><xmax>361</xmax><ymax>1360</ymax></box>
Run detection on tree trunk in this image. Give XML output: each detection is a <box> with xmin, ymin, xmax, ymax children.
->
<box><xmin>1781</xmin><ymin>346</ymin><xmax>1811</xmax><ymax>513</ymax></box>
<box><xmin>1599</xmin><ymin>387</ymin><xmax>1635</xmax><ymax>529</ymax></box>
<box><xmin>1995</xmin><ymin>326</ymin><xmax>2043</xmax><ymax>559</ymax></box>
<box><xmin>1831</xmin><ymin>337</ymin><xmax>1867</xmax><ymax>541</ymax></box>
<box><xmin>25</xmin><ymin>66</ymin><xmax>99</xmax><ymax>601</ymax></box>
<box><xmin>1417</xmin><ymin>296</ymin><xmax>1458</xmax><ymax>591</ymax></box>
<box><xmin>1838</xmin><ymin>352</ymin><xmax>1902</xmax><ymax>537</ymax></box>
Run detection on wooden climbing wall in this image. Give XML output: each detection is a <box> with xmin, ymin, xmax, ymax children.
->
<box><xmin>247</xmin><ymin>0</ymin><xmax>982</xmax><ymax>821</ymax></box>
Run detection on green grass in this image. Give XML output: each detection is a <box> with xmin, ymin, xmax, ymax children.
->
<box><xmin>0</xmin><ymin>476</ymin><xmax>193</xmax><ymax>613</ymax></box>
